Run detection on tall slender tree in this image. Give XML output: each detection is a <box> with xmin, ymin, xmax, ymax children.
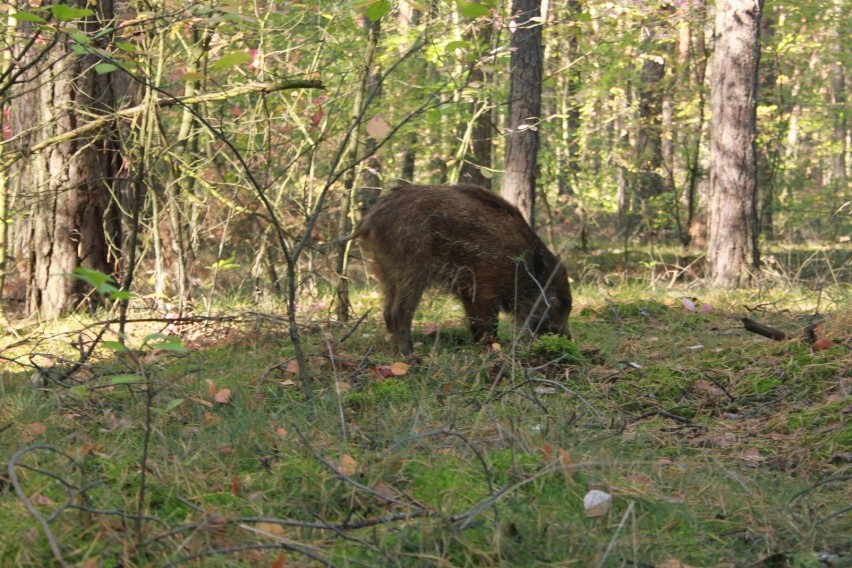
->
<box><xmin>501</xmin><ymin>0</ymin><xmax>543</xmax><ymax>225</ymax></box>
<box><xmin>707</xmin><ymin>0</ymin><xmax>763</xmax><ymax>288</ymax></box>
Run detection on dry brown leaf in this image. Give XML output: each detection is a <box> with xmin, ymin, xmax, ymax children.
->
<box><xmin>205</xmin><ymin>378</ymin><xmax>218</xmax><ymax>396</ymax></box>
<box><xmin>271</xmin><ymin>552</ymin><xmax>287</xmax><ymax>568</ymax></box>
<box><xmin>629</xmin><ymin>472</ymin><xmax>654</xmax><ymax>486</ymax></box>
<box><xmin>373</xmin><ymin>480</ymin><xmax>402</xmax><ymax>500</ymax></box>
<box><xmin>202</xmin><ymin>412</ymin><xmax>220</xmax><ymax>425</ymax></box>
<box><xmin>540</xmin><ymin>442</ymin><xmax>553</xmax><ymax>461</ymax></box>
<box><xmin>338</xmin><ymin>454</ymin><xmax>358</xmax><ymax>476</ymax></box>
<box><xmin>230</xmin><ymin>474</ymin><xmax>241</xmax><ymax>496</ymax></box>
<box><xmin>214</xmin><ymin>388</ymin><xmax>232</xmax><ymax>404</ymax></box>
<box><xmin>558</xmin><ymin>448</ymin><xmax>573</xmax><ymax>476</ymax></box>
<box><xmin>334</xmin><ymin>381</ymin><xmax>352</xmax><ymax>394</ymax></box>
<box><xmin>373</xmin><ymin>366</ymin><xmax>394</xmax><ymax>379</ymax></box>
<box><xmin>276</xmin><ymin>427</ymin><xmax>288</xmax><ymax>438</ymax></box>
<box><xmin>286</xmin><ymin>359</ymin><xmax>299</xmax><ymax>374</ymax></box>
<box><xmin>21</xmin><ymin>422</ymin><xmax>46</xmax><ymax>443</ymax></box>
<box><xmin>423</xmin><ymin>323</ymin><xmax>440</xmax><ymax>335</ymax></box>
<box><xmin>191</xmin><ymin>396</ymin><xmax>214</xmax><ymax>408</ymax></box>
<box><xmin>279</xmin><ymin>379</ymin><xmax>296</xmax><ymax>387</ymax></box>
<box><xmin>33</xmin><ymin>493</ymin><xmax>56</xmax><ymax>506</ymax></box>
<box><xmin>813</xmin><ymin>338</ymin><xmax>835</xmax><ymax>351</ymax></box>
<box><xmin>660</xmin><ymin>559</ymin><xmax>695</xmax><ymax>568</ymax></box>
<box><xmin>390</xmin><ymin>362</ymin><xmax>409</xmax><ymax>376</ymax></box>
<box><xmin>255</xmin><ymin>522</ymin><xmax>286</xmax><ymax>536</ymax></box>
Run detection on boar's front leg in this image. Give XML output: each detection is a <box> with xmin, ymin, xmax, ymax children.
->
<box><xmin>459</xmin><ymin>292</ymin><xmax>499</xmax><ymax>345</ymax></box>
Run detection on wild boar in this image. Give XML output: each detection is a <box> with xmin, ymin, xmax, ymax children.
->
<box><xmin>354</xmin><ymin>184</ymin><xmax>572</xmax><ymax>354</ymax></box>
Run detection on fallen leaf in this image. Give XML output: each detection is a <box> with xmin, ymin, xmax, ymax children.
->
<box><xmin>681</xmin><ymin>297</ymin><xmax>696</xmax><ymax>311</ymax></box>
<box><xmin>390</xmin><ymin>362</ymin><xmax>409</xmax><ymax>376</ymax></box>
<box><xmin>230</xmin><ymin>474</ymin><xmax>241</xmax><ymax>496</ymax></box>
<box><xmin>334</xmin><ymin>381</ymin><xmax>352</xmax><ymax>394</ymax></box>
<box><xmin>660</xmin><ymin>559</ymin><xmax>695</xmax><ymax>568</ymax></box>
<box><xmin>33</xmin><ymin>493</ymin><xmax>56</xmax><ymax>506</ymax></box>
<box><xmin>629</xmin><ymin>472</ymin><xmax>653</xmax><ymax>486</ymax></box>
<box><xmin>741</xmin><ymin>448</ymin><xmax>765</xmax><ymax>463</ymax></box>
<box><xmin>255</xmin><ymin>522</ymin><xmax>286</xmax><ymax>536</ymax></box>
<box><xmin>373</xmin><ymin>480</ymin><xmax>401</xmax><ymax>500</ymax></box>
<box><xmin>220</xmin><ymin>445</ymin><xmax>232</xmax><ymax>456</ymax></box>
<box><xmin>558</xmin><ymin>448</ymin><xmax>573</xmax><ymax>477</ymax></box>
<box><xmin>423</xmin><ymin>323</ymin><xmax>440</xmax><ymax>335</ymax></box>
<box><xmin>813</xmin><ymin>338</ymin><xmax>835</xmax><ymax>351</ymax></box>
<box><xmin>191</xmin><ymin>396</ymin><xmax>214</xmax><ymax>408</ymax></box>
<box><xmin>338</xmin><ymin>454</ymin><xmax>358</xmax><ymax>476</ymax></box>
<box><xmin>205</xmin><ymin>378</ymin><xmax>218</xmax><ymax>396</ymax></box>
<box><xmin>699</xmin><ymin>303</ymin><xmax>713</xmax><ymax>313</ymax></box>
<box><xmin>214</xmin><ymin>388</ymin><xmax>232</xmax><ymax>404</ymax></box>
<box><xmin>374</xmin><ymin>366</ymin><xmax>394</xmax><ymax>379</ymax></box>
<box><xmin>584</xmin><ymin>489</ymin><xmax>612</xmax><ymax>518</ymax></box>
<box><xmin>279</xmin><ymin>379</ymin><xmax>296</xmax><ymax>387</ymax></box>
<box><xmin>540</xmin><ymin>443</ymin><xmax>553</xmax><ymax>461</ymax></box>
<box><xmin>489</xmin><ymin>342</ymin><xmax>502</xmax><ymax>352</ymax></box>
<box><xmin>271</xmin><ymin>552</ymin><xmax>287</xmax><ymax>568</ymax></box>
<box><xmin>276</xmin><ymin>427</ymin><xmax>288</xmax><ymax>438</ymax></box>
<box><xmin>202</xmin><ymin>412</ymin><xmax>220</xmax><ymax>425</ymax></box>
<box><xmin>692</xmin><ymin>379</ymin><xmax>726</xmax><ymax>399</ymax></box>
<box><xmin>286</xmin><ymin>359</ymin><xmax>299</xmax><ymax>374</ymax></box>
<box><xmin>21</xmin><ymin>422</ymin><xmax>46</xmax><ymax>442</ymax></box>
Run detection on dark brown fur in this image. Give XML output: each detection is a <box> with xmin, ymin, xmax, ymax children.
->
<box><xmin>354</xmin><ymin>184</ymin><xmax>572</xmax><ymax>354</ymax></box>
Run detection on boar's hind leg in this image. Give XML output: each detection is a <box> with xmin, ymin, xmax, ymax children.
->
<box><xmin>383</xmin><ymin>279</ymin><xmax>427</xmax><ymax>355</ymax></box>
<box><xmin>459</xmin><ymin>294</ymin><xmax>499</xmax><ymax>344</ymax></box>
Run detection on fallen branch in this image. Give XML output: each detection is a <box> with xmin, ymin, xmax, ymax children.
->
<box><xmin>741</xmin><ymin>317</ymin><xmax>789</xmax><ymax>341</ymax></box>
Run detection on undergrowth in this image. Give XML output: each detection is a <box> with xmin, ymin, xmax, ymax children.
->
<box><xmin>1</xmin><ymin>262</ymin><xmax>850</xmax><ymax>567</ymax></box>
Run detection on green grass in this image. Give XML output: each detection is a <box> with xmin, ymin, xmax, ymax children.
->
<box><xmin>1</xmin><ymin>274</ymin><xmax>850</xmax><ymax>566</ymax></box>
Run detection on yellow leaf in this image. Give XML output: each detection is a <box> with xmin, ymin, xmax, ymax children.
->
<box><xmin>390</xmin><ymin>362</ymin><xmax>409</xmax><ymax>376</ymax></box>
<box><xmin>255</xmin><ymin>522</ymin><xmax>286</xmax><ymax>536</ymax></box>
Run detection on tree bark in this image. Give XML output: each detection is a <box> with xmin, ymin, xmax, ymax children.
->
<box><xmin>501</xmin><ymin>0</ymin><xmax>543</xmax><ymax>225</ymax></box>
<box><xmin>707</xmin><ymin>0</ymin><xmax>763</xmax><ymax>288</ymax></box>
<box><xmin>11</xmin><ymin>0</ymin><xmax>122</xmax><ymax>318</ymax></box>
<box><xmin>458</xmin><ymin>23</ymin><xmax>494</xmax><ymax>189</ymax></box>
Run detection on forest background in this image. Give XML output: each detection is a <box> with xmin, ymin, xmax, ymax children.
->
<box><xmin>0</xmin><ymin>0</ymin><xmax>850</xmax><ymax>566</ymax></box>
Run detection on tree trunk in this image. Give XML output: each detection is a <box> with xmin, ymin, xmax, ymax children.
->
<box><xmin>501</xmin><ymin>0</ymin><xmax>543</xmax><ymax>225</ymax></box>
<box><xmin>335</xmin><ymin>17</ymin><xmax>380</xmax><ymax>322</ymax></box>
<box><xmin>636</xmin><ymin>19</ymin><xmax>666</xmax><ymax>208</ymax></box>
<box><xmin>458</xmin><ymin>24</ymin><xmax>494</xmax><ymax>189</ymax></box>
<box><xmin>11</xmin><ymin>0</ymin><xmax>121</xmax><ymax>318</ymax></box>
<box><xmin>707</xmin><ymin>0</ymin><xmax>762</xmax><ymax>288</ymax></box>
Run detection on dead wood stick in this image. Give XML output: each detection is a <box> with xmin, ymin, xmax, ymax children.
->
<box><xmin>741</xmin><ymin>317</ymin><xmax>789</xmax><ymax>341</ymax></box>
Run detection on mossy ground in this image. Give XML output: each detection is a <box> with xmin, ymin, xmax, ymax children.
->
<box><xmin>1</xmin><ymin>248</ymin><xmax>850</xmax><ymax>567</ymax></box>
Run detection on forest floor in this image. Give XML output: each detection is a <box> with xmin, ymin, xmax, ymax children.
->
<box><xmin>1</xmin><ymin>246</ymin><xmax>850</xmax><ymax>567</ymax></box>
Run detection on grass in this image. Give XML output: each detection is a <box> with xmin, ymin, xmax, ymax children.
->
<box><xmin>1</xmin><ymin>257</ymin><xmax>850</xmax><ymax>567</ymax></box>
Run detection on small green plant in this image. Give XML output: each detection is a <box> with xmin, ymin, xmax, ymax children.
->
<box><xmin>533</xmin><ymin>333</ymin><xmax>583</xmax><ymax>361</ymax></box>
